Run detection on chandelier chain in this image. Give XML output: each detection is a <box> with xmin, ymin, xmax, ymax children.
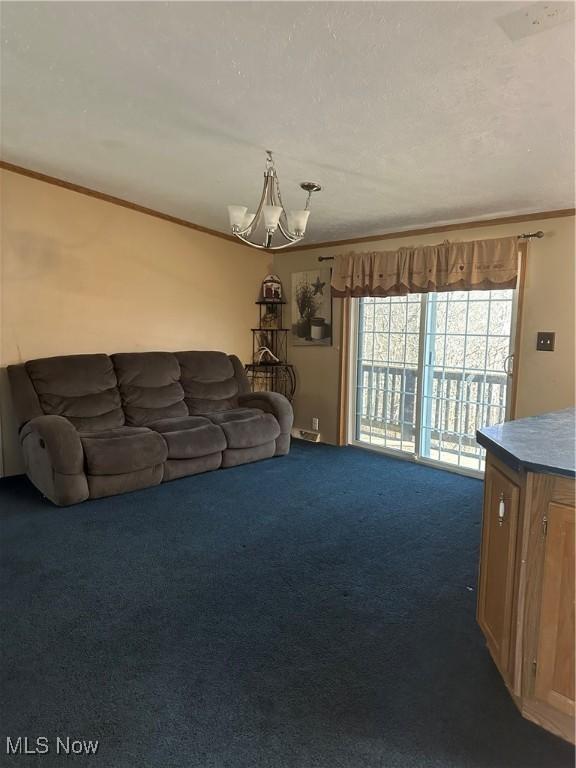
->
<box><xmin>274</xmin><ymin>174</ymin><xmax>286</xmax><ymax>213</ymax></box>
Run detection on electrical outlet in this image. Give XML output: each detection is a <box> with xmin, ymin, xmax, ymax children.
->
<box><xmin>536</xmin><ymin>331</ymin><xmax>555</xmax><ymax>352</ymax></box>
<box><xmin>312</xmin><ymin>417</ymin><xmax>319</xmax><ymax>431</ymax></box>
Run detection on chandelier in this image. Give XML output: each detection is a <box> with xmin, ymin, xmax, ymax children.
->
<box><xmin>227</xmin><ymin>151</ymin><xmax>321</xmax><ymax>250</ymax></box>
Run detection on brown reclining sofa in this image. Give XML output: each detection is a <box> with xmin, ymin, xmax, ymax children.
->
<box><xmin>8</xmin><ymin>351</ymin><xmax>293</xmax><ymax>506</ymax></box>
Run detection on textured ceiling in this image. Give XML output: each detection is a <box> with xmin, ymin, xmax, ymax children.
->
<box><xmin>1</xmin><ymin>2</ymin><xmax>574</xmax><ymax>244</ymax></box>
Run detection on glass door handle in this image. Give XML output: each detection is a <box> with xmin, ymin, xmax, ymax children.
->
<box><xmin>503</xmin><ymin>354</ymin><xmax>514</xmax><ymax>376</ymax></box>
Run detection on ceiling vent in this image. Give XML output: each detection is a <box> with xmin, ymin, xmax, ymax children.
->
<box><xmin>497</xmin><ymin>2</ymin><xmax>575</xmax><ymax>40</ymax></box>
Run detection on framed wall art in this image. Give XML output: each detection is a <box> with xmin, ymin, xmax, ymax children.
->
<box><xmin>291</xmin><ymin>268</ymin><xmax>332</xmax><ymax>346</ymax></box>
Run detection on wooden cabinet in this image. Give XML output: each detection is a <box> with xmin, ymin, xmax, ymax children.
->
<box><xmin>534</xmin><ymin>502</ymin><xmax>575</xmax><ymax>717</ymax></box>
<box><xmin>477</xmin><ymin>454</ymin><xmax>575</xmax><ymax>743</ymax></box>
<box><xmin>477</xmin><ymin>460</ymin><xmax>520</xmax><ymax>682</ymax></box>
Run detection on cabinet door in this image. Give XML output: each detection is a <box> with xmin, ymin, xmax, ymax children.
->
<box><xmin>477</xmin><ymin>461</ymin><xmax>521</xmax><ymax>680</ymax></box>
<box><xmin>534</xmin><ymin>502</ymin><xmax>575</xmax><ymax>717</ymax></box>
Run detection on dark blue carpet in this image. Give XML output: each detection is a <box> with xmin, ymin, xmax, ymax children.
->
<box><xmin>0</xmin><ymin>441</ymin><xmax>573</xmax><ymax>767</ymax></box>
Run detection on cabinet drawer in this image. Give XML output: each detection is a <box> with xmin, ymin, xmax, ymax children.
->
<box><xmin>477</xmin><ymin>461</ymin><xmax>521</xmax><ymax>681</ymax></box>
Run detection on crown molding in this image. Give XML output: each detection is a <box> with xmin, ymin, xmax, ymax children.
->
<box><xmin>280</xmin><ymin>208</ymin><xmax>576</xmax><ymax>253</ymax></box>
<box><xmin>3</xmin><ymin>160</ymin><xmax>573</xmax><ymax>255</ymax></box>
<box><xmin>0</xmin><ymin>160</ymin><xmax>253</xmax><ymax>249</ymax></box>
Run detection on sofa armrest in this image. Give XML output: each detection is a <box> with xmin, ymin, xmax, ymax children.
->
<box><xmin>19</xmin><ymin>415</ymin><xmax>89</xmax><ymax>505</ymax></box>
<box><xmin>20</xmin><ymin>415</ymin><xmax>85</xmax><ymax>475</ymax></box>
<box><xmin>238</xmin><ymin>392</ymin><xmax>293</xmax><ymax>434</ymax></box>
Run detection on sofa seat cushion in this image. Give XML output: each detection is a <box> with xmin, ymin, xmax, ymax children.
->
<box><xmin>205</xmin><ymin>408</ymin><xmax>280</xmax><ymax>450</ymax></box>
<box><xmin>79</xmin><ymin>427</ymin><xmax>167</xmax><ymax>476</ymax></box>
<box><xmin>149</xmin><ymin>416</ymin><xmax>226</xmax><ymax>459</ymax></box>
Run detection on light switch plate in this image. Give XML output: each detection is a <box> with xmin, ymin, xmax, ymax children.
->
<box><xmin>536</xmin><ymin>331</ymin><xmax>555</xmax><ymax>351</ymax></box>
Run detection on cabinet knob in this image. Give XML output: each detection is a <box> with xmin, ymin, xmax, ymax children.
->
<box><xmin>498</xmin><ymin>492</ymin><xmax>505</xmax><ymax>526</ymax></box>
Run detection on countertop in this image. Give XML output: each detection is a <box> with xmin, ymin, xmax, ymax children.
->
<box><xmin>476</xmin><ymin>407</ymin><xmax>576</xmax><ymax>478</ymax></box>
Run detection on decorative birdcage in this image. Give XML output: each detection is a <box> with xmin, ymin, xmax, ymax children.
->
<box><xmin>261</xmin><ymin>274</ymin><xmax>283</xmax><ymax>302</ymax></box>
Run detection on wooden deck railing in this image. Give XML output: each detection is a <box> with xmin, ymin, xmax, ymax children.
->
<box><xmin>357</xmin><ymin>363</ymin><xmax>508</xmax><ymax>448</ymax></box>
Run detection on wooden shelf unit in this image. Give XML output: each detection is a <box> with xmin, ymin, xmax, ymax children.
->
<box><xmin>245</xmin><ymin>299</ymin><xmax>296</xmax><ymax>402</ymax></box>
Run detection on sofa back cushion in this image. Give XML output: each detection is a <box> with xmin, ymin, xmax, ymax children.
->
<box><xmin>112</xmin><ymin>352</ymin><xmax>187</xmax><ymax>426</ymax></box>
<box><xmin>176</xmin><ymin>351</ymin><xmax>244</xmax><ymax>414</ymax></box>
<box><xmin>25</xmin><ymin>354</ymin><xmax>124</xmax><ymax>431</ymax></box>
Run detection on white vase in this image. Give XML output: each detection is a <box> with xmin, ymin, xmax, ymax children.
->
<box><xmin>310</xmin><ymin>318</ymin><xmax>325</xmax><ymax>340</ymax></box>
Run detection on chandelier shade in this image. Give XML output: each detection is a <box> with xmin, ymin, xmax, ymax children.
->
<box><xmin>226</xmin><ymin>151</ymin><xmax>321</xmax><ymax>250</ymax></box>
<box><xmin>262</xmin><ymin>205</ymin><xmax>283</xmax><ymax>231</ymax></box>
<box><xmin>287</xmin><ymin>209</ymin><xmax>310</xmax><ymax>236</ymax></box>
<box><xmin>227</xmin><ymin>206</ymin><xmax>248</xmax><ymax>228</ymax></box>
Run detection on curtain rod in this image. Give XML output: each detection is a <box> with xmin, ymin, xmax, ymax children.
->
<box><xmin>316</xmin><ymin>230</ymin><xmax>544</xmax><ymax>262</ymax></box>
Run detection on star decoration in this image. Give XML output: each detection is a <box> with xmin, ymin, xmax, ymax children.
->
<box><xmin>312</xmin><ymin>276</ymin><xmax>326</xmax><ymax>295</ymax></box>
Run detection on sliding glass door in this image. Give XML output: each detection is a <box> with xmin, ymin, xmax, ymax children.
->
<box><xmin>354</xmin><ymin>295</ymin><xmax>422</xmax><ymax>453</ymax></box>
<box><xmin>351</xmin><ymin>289</ymin><xmax>516</xmax><ymax>474</ymax></box>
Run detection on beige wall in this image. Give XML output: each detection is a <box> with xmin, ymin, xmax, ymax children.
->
<box><xmin>1</xmin><ymin>167</ymin><xmax>573</xmax><ymax>471</ymax></box>
<box><xmin>274</xmin><ymin>215</ymin><xmax>576</xmax><ymax>445</ymax></box>
<box><xmin>0</xmin><ymin>169</ymin><xmax>270</xmax><ymax>475</ymax></box>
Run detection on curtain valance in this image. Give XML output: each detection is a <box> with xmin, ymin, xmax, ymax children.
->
<box><xmin>331</xmin><ymin>236</ymin><xmax>519</xmax><ymax>298</ymax></box>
